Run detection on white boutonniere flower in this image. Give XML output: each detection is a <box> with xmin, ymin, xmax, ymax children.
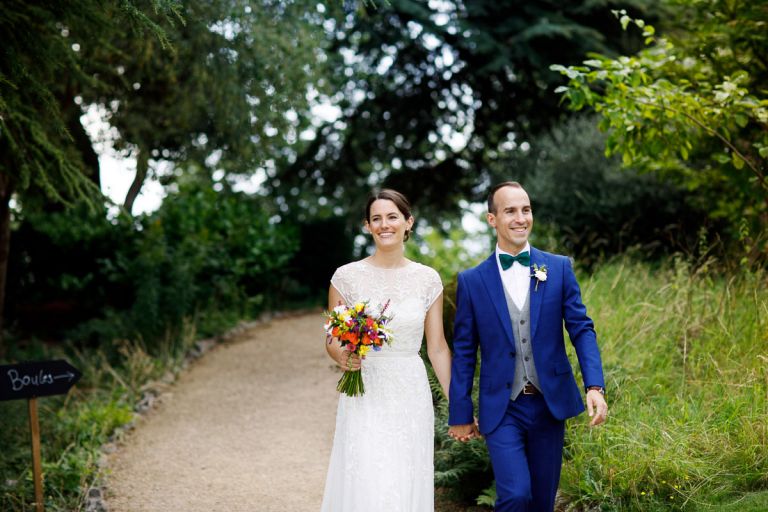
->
<box><xmin>531</xmin><ymin>264</ymin><xmax>548</xmax><ymax>291</ymax></box>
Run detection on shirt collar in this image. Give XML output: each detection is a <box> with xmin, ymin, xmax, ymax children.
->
<box><xmin>496</xmin><ymin>243</ymin><xmax>531</xmax><ymax>258</ymax></box>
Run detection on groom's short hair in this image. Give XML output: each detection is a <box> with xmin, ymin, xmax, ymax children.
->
<box><xmin>487</xmin><ymin>181</ymin><xmax>524</xmax><ymax>213</ymax></box>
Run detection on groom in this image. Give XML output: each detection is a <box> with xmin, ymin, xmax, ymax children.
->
<box><xmin>448</xmin><ymin>181</ymin><xmax>608</xmax><ymax>512</ymax></box>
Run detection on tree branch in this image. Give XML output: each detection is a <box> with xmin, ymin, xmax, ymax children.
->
<box><xmin>124</xmin><ymin>146</ymin><xmax>149</xmax><ymax>215</ymax></box>
<box><xmin>0</xmin><ymin>171</ymin><xmax>14</xmax><ymax>354</ymax></box>
<box><xmin>630</xmin><ymin>96</ymin><xmax>767</xmax><ymax>191</ymax></box>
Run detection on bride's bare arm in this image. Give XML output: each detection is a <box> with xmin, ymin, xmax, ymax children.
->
<box><xmin>424</xmin><ymin>293</ymin><xmax>451</xmax><ymax>399</ymax></box>
<box><xmin>326</xmin><ymin>284</ymin><xmax>361</xmax><ymax>371</ymax></box>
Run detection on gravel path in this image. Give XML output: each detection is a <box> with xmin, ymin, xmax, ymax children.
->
<box><xmin>105</xmin><ymin>313</ymin><xmax>339</xmax><ymax>511</ymax></box>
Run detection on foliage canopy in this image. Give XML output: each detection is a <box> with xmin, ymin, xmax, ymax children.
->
<box><xmin>552</xmin><ymin>1</ymin><xmax>768</xmax><ymax>261</ymax></box>
<box><xmin>271</xmin><ymin>0</ymin><xmax>659</xmax><ymax>225</ymax></box>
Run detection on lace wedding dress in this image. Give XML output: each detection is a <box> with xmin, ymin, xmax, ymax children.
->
<box><xmin>320</xmin><ymin>259</ymin><xmax>443</xmax><ymax>512</ymax></box>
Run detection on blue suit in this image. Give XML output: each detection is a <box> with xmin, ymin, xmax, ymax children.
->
<box><xmin>449</xmin><ymin>248</ymin><xmax>604</xmax><ymax>511</ymax></box>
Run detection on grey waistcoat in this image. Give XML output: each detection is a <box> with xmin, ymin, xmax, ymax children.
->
<box><xmin>503</xmin><ymin>286</ymin><xmax>540</xmax><ymax>400</ymax></box>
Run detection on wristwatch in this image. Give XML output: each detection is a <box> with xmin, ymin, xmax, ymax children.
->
<box><xmin>586</xmin><ymin>386</ymin><xmax>605</xmax><ymax>396</ymax></box>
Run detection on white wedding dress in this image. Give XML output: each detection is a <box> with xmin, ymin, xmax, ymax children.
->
<box><xmin>320</xmin><ymin>259</ymin><xmax>443</xmax><ymax>512</ymax></box>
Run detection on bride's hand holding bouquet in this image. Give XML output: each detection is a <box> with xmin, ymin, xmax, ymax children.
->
<box><xmin>324</xmin><ymin>300</ymin><xmax>393</xmax><ymax>396</ymax></box>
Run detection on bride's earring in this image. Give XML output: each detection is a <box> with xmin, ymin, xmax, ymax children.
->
<box><xmin>404</xmin><ymin>219</ymin><xmax>414</xmax><ymax>241</ymax></box>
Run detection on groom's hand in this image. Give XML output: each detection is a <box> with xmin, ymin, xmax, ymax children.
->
<box><xmin>448</xmin><ymin>423</ymin><xmax>480</xmax><ymax>442</ymax></box>
<box><xmin>586</xmin><ymin>389</ymin><xmax>608</xmax><ymax>426</ymax></box>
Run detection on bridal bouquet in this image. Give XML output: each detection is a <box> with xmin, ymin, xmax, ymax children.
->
<box><xmin>324</xmin><ymin>300</ymin><xmax>393</xmax><ymax>396</ymax></box>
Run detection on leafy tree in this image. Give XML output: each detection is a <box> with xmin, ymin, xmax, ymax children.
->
<box><xmin>0</xmin><ymin>1</ymin><xmax>336</xmax><ymax>352</ymax></box>
<box><xmin>271</xmin><ymin>0</ymin><xmax>659</xmax><ymax>229</ymax></box>
<box><xmin>0</xmin><ymin>1</ymin><xmax>180</xmax><ymax>352</ymax></box>
<box><xmin>551</xmin><ymin>1</ymin><xmax>768</xmax><ymax>263</ymax></box>
<box><xmin>80</xmin><ymin>0</ymin><xmax>334</xmax><ymax>213</ymax></box>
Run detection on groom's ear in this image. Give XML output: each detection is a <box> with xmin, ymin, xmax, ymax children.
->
<box><xmin>486</xmin><ymin>212</ymin><xmax>497</xmax><ymax>227</ymax></box>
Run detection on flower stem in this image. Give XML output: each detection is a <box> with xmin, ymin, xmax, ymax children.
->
<box><xmin>337</xmin><ymin>370</ymin><xmax>365</xmax><ymax>396</ymax></box>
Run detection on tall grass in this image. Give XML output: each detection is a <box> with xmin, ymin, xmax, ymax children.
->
<box><xmin>560</xmin><ymin>258</ymin><xmax>767</xmax><ymax>511</ymax></box>
<box><xmin>433</xmin><ymin>257</ymin><xmax>768</xmax><ymax>511</ymax></box>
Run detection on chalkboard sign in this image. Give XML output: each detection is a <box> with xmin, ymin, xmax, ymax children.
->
<box><xmin>0</xmin><ymin>359</ymin><xmax>83</xmax><ymax>511</ymax></box>
<box><xmin>0</xmin><ymin>360</ymin><xmax>82</xmax><ymax>401</ymax></box>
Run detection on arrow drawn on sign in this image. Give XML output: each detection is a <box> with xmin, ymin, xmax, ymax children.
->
<box><xmin>53</xmin><ymin>372</ymin><xmax>76</xmax><ymax>382</ymax></box>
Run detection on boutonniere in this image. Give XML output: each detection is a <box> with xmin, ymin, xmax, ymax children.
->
<box><xmin>531</xmin><ymin>264</ymin><xmax>547</xmax><ymax>291</ymax></box>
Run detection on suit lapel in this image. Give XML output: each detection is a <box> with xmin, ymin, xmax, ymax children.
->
<box><xmin>478</xmin><ymin>253</ymin><xmax>514</xmax><ymax>345</ymax></box>
<box><xmin>529</xmin><ymin>247</ymin><xmax>545</xmax><ymax>340</ymax></box>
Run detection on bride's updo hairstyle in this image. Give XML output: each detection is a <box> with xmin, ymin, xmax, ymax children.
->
<box><xmin>365</xmin><ymin>189</ymin><xmax>413</xmax><ymax>241</ymax></box>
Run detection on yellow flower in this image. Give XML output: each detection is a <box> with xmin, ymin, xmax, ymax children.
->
<box><xmin>355</xmin><ymin>302</ymin><xmax>365</xmax><ymax>313</ymax></box>
<box><xmin>359</xmin><ymin>345</ymin><xmax>370</xmax><ymax>357</ymax></box>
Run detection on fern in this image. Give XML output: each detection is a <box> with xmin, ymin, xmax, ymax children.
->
<box><xmin>476</xmin><ymin>483</ymin><xmax>496</xmax><ymax>507</ymax></box>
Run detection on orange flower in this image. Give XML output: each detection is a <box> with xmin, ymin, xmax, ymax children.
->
<box><xmin>341</xmin><ymin>332</ymin><xmax>359</xmax><ymax>345</ymax></box>
<box><xmin>331</xmin><ymin>326</ymin><xmax>340</xmax><ymax>337</ymax></box>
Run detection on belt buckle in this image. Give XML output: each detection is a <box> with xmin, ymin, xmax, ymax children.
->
<box><xmin>523</xmin><ymin>383</ymin><xmax>535</xmax><ymax>395</ymax></box>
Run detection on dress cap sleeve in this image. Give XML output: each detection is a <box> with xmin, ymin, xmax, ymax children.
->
<box><xmin>423</xmin><ymin>266</ymin><xmax>444</xmax><ymax>311</ymax></box>
<box><xmin>330</xmin><ymin>266</ymin><xmax>353</xmax><ymax>305</ymax></box>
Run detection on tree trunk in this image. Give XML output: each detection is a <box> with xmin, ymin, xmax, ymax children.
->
<box><xmin>124</xmin><ymin>146</ymin><xmax>149</xmax><ymax>215</ymax></box>
<box><xmin>0</xmin><ymin>172</ymin><xmax>14</xmax><ymax>357</ymax></box>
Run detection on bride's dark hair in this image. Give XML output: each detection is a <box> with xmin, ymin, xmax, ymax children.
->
<box><xmin>365</xmin><ymin>189</ymin><xmax>413</xmax><ymax>241</ymax></box>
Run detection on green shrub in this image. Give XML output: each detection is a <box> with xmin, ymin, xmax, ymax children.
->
<box><xmin>8</xmin><ymin>177</ymin><xmax>301</xmax><ymax>352</ymax></box>
<box><xmin>111</xmin><ymin>178</ymin><xmax>300</xmax><ymax>345</ymax></box>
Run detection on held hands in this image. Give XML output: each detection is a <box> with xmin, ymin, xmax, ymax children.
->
<box><xmin>586</xmin><ymin>389</ymin><xmax>608</xmax><ymax>426</ymax></box>
<box><xmin>448</xmin><ymin>417</ymin><xmax>481</xmax><ymax>442</ymax></box>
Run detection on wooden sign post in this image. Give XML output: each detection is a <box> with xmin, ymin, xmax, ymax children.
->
<box><xmin>0</xmin><ymin>360</ymin><xmax>82</xmax><ymax>512</ymax></box>
<box><xmin>28</xmin><ymin>397</ymin><xmax>43</xmax><ymax>511</ymax></box>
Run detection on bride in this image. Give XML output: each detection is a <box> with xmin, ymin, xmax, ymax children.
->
<box><xmin>320</xmin><ymin>189</ymin><xmax>453</xmax><ymax>512</ymax></box>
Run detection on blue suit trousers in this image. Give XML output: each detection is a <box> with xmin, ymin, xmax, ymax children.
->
<box><xmin>484</xmin><ymin>394</ymin><xmax>565</xmax><ymax>512</ymax></box>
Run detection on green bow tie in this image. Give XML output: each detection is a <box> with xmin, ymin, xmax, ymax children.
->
<box><xmin>499</xmin><ymin>251</ymin><xmax>530</xmax><ymax>270</ymax></box>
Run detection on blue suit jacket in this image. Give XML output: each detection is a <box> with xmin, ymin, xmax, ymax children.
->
<box><xmin>448</xmin><ymin>248</ymin><xmax>604</xmax><ymax>435</ymax></box>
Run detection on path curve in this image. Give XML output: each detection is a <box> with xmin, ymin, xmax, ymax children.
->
<box><xmin>105</xmin><ymin>313</ymin><xmax>339</xmax><ymax>511</ymax></box>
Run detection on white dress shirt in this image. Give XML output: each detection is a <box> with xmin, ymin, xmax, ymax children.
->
<box><xmin>495</xmin><ymin>243</ymin><xmax>531</xmax><ymax>310</ymax></box>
